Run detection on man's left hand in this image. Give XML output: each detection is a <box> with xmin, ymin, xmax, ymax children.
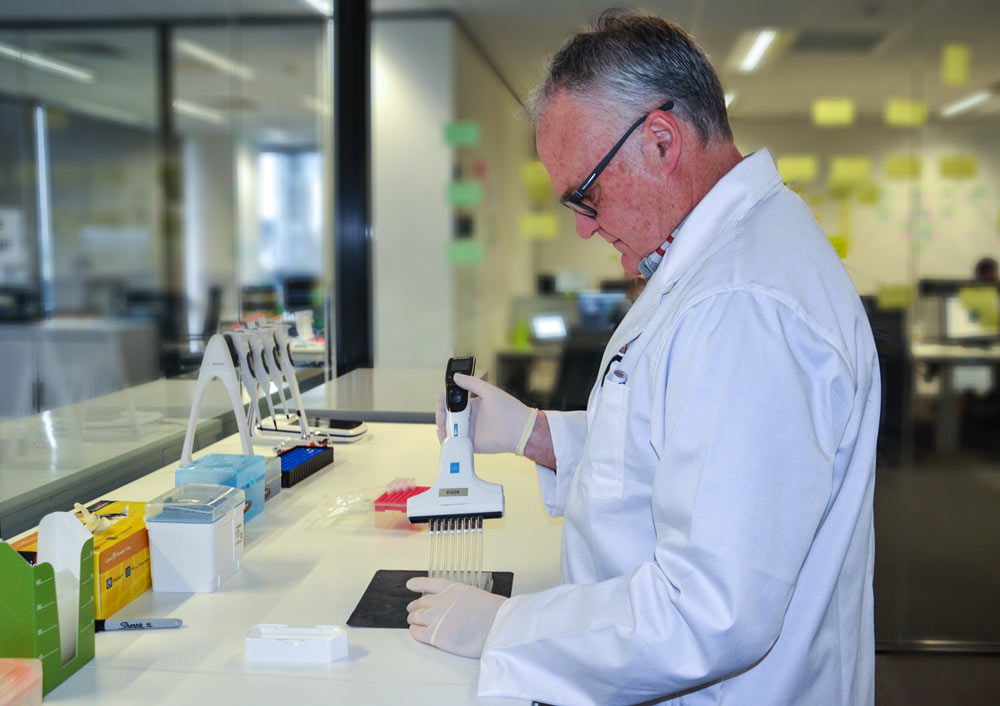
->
<box><xmin>405</xmin><ymin>576</ymin><xmax>507</xmax><ymax>658</ymax></box>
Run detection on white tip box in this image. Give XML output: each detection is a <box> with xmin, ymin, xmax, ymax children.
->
<box><xmin>245</xmin><ymin>625</ymin><xmax>348</xmax><ymax>663</ymax></box>
<box><xmin>145</xmin><ymin>484</ymin><xmax>245</xmax><ymax>593</ymax></box>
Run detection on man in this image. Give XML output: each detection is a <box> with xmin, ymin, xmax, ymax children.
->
<box><xmin>406</xmin><ymin>9</ymin><xmax>880</xmax><ymax>705</ymax></box>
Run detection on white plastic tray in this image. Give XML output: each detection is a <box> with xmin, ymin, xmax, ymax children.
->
<box><xmin>244</xmin><ymin>624</ymin><xmax>348</xmax><ymax>663</ymax></box>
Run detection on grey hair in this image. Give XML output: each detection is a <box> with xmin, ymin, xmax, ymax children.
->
<box><xmin>527</xmin><ymin>8</ymin><xmax>732</xmax><ymax>145</ymax></box>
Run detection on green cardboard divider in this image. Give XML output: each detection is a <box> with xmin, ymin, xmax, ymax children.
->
<box><xmin>0</xmin><ymin>537</ymin><xmax>95</xmax><ymax>694</ymax></box>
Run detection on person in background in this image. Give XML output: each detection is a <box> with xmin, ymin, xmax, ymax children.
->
<box><xmin>406</xmin><ymin>9</ymin><xmax>880</xmax><ymax>705</ymax></box>
<box><xmin>974</xmin><ymin>256</ymin><xmax>998</xmax><ymax>283</ymax></box>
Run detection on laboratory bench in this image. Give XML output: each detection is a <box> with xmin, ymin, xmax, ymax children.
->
<box><xmin>31</xmin><ymin>423</ymin><xmax>563</xmax><ymax>705</ymax></box>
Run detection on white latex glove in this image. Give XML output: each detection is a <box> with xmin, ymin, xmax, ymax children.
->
<box><xmin>405</xmin><ymin>576</ymin><xmax>506</xmax><ymax>658</ymax></box>
<box><xmin>435</xmin><ymin>373</ymin><xmax>536</xmax><ymax>455</ymax></box>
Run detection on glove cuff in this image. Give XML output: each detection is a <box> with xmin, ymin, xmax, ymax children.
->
<box><xmin>514</xmin><ymin>407</ymin><xmax>538</xmax><ymax>456</ymax></box>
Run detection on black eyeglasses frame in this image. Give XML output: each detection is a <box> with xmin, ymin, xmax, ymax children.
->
<box><xmin>560</xmin><ymin>100</ymin><xmax>674</xmax><ymax>219</ymax></box>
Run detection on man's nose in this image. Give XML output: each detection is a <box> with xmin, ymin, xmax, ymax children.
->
<box><xmin>574</xmin><ymin>212</ymin><xmax>599</xmax><ymax>240</ymax></box>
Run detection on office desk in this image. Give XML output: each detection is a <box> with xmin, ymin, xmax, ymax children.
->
<box><xmin>911</xmin><ymin>341</ymin><xmax>1000</xmax><ymax>452</ymax></box>
<box><xmin>301</xmin><ymin>368</ymin><xmax>443</xmax><ymax>423</ymax></box>
<box><xmin>44</xmin><ymin>423</ymin><xmax>563</xmax><ymax>705</ymax></box>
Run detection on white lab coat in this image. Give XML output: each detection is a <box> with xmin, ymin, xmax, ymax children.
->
<box><xmin>479</xmin><ymin>150</ymin><xmax>879</xmax><ymax>706</ymax></box>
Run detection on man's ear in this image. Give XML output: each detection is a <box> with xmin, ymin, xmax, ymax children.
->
<box><xmin>645</xmin><ymin>110</ymin><xmax>682</xmax><ymax>175</ymax></box>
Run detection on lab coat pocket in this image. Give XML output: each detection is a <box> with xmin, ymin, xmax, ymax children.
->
<box><xmin>580</xmin><ymin>376</ymin><xmax>629</xmax><ymax>500</ymax></box>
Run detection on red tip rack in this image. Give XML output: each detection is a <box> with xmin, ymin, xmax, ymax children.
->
<box><xmin>373</xmin><ymin>486</ymin><xmax>429</xmax><ymax>513</ymax></box>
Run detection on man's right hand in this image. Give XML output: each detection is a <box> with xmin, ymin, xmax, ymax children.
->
<box><xmin>436</xmin><ymin>373</ymin><xmax>535</xmax><ymax>454</ymax></box>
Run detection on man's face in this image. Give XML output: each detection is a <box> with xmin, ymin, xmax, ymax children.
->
<box><xmin>536</xmin><ymin>92</ymin><xmax>666</xmax><ymax>276</ymax></box>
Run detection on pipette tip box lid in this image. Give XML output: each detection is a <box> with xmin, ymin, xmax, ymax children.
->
<box><xmin>0</xmin><ymin>659</ymin><xmax>42</xmax><ymax>706</ymax></box>
<box><xmin>144</xmin><ymin>484</ymin><xmax>245</xmax><ymax>593</ymax></box>
<box><xmin>244</xmin><ymin>625</ymin><xmax>348</xmax><ymax>663</ymax></box>
<box><xmin>175</xmin><ymin>454</ymin><xmax>266</xmax><ymax>522</ymax></box>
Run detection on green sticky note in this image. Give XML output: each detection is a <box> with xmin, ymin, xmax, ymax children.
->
<box><xmin>447</xmin><ymin>180</ymin><xmax>483</xmax><ymax>207</ymax></box>
<box><xmin>444</xmin><ymin>121</ymin><xmax>481</xmax><ymax>147</ymax></box>
<box><xmin>884</xmin><ymin>155</ymin><xmax>921</xmax><ymax>180</ymax></box>
<box><xmin>829</xmin><ymin>156</ymin><xmax>872</xmax><ymax>186</ymax></box>
<box><xmin>446</xmin><ymin>239</ymin><xmax>483</xmax><ymax>265</ymax></box>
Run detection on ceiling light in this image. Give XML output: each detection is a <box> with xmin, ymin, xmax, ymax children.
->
<box><xmin>0</xmin><ymin>40</ymin><xmax>95</xmax><ymax>83</ymax></box>
<box><xmin>725</xmin><ymin>93</ymin><xmax>736</xmax><ymax>108</ymax></box>
<box><xmin>940</xmin><ymin>90</ymin><xmax>990</xmax><ymax>118</ymax></box>
<box><xmin>301</xmin><ymin>0</ymin><xmax>332</xmax><ymax>16</ymax></box>
<box><xmin>173</xmin><ymin>99</ymin><xmax>224</xmax><ymax>125</ymax></box>
<box><xmin>176</xmin><ymin>39</ymin><xmax>255</xmax><ymax>81</ymax></box>
<box><xmin>740</xmin><ymin>29</ymin><xmax>776</xmax><ymax>72</ymax></box>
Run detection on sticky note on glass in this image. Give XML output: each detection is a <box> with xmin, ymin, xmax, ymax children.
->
<box><xmin>444</xmin><ymin>121</ymin><xmax>481</xmax><ymax>147</ymax></box>
<box><xmin>812</xmin><ymin>98</ymin><xmax>855</xmax><ymax>127</ymax></box>
<box><xmin>941</xmin><ymin>43</ymin><xmax>970</xmax><ymax>86</ymax></box>
<box><xmin>446</xmin><ymin>239</ymin><xmax>483</xmax><ymax>265</ymax></box>
<box><xmin>521</xmin><ymin>161</ymin><xmax>552</xmax><ymax>203</ymax></box>
<box><xmin>828</xmin><ymin>235</ymin><xmax>849</xmax><ymax>258</ymax></box>
<box><xmin>876</xmin><ymin>285</ymin><xmax>913</xmax><ymax>310</ymax></box>
<box><xmin>447</xmin><ymin>180</ymin><xmax>483</xmax><ymax>207</ymax></box>
<box><xmin>776</xmin><ymin>155</ymin><xmax>818</xmax><ymax>184</ymax></box>
<box><xmin>884</xmin><ymin>97</ymin><xmax>927</xmax><ymax>127</ymax></box>
<box><xmin>829</xmin><ymin>156</ymin><xmax>872</xmax><ymax>186</ymax></box>
<box><xmin>959</xmin><ymin>286</ymin><xmax>999</xmax><ymax>329</ymax></box>
<box><xmin>858</xmin><ymin>182</ymin><xmax>881</xmax><ymax>205</ymax></box>
<box><xmin>519</xmin><ymin>212</ymin><xmax>559</xmax><ymax>240</ymax></box>
<box><xmin>939</xmin><ymin>154</ymin><xmax>977</xmax><ymax>179</ymax></box>
<box><xmin>885</xmin><ymin>154</ymin><xmax>922</xmax><ymax>180</ymax></box>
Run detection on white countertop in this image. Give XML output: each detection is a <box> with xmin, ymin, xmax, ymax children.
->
<box><xmin>43</xmin><ymin>423</ymin><xmax>564</xmax><ymax>705</ymax></box>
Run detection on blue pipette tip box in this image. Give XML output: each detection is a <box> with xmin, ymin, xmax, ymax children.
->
<box><xmin>277</xmin><ymin>446</ymin><xmax>333</xmax><ymax>487</ymax></box>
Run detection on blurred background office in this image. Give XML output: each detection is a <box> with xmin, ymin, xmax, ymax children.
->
<box><xmin>0</xmin><ymin>0</ymin><xmax>998</xmax><ymax>701</ymax></box>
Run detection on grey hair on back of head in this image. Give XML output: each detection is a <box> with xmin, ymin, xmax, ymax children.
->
<box><xmin>527</xmin><ymin>8</ymin><xmax>732</xmax><ymax>145</ymax></box>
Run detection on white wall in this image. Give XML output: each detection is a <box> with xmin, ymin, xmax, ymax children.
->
<box><xmin>452</xmin><ymin>30</ymin><xmax>537</xmax><ymax>374</ymax></box>
<box><xmin>371</xmin><ymin>19</ymin><xmax>455</xmax><ymax>369</ymax></box>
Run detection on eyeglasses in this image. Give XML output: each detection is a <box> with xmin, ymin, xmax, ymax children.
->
<box><xmin>560</xmin><ymin>100</ymin><xmax>674</xmax><ymax>219</ymax></box>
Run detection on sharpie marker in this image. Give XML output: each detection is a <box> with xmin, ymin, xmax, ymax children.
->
<box><xmin>96</xmin><ymin>618</ymin><xmax>183</xmax><ymax>632</ymax></box>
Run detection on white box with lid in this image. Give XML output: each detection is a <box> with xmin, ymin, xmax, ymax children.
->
<box><xmin>145</xmin><ymin>484</ymin><xmax>245</xmax><ymax>593</ymax></box>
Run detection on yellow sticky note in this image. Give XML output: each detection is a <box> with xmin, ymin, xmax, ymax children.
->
<box><xmin>812</xmin><ymin>98</ymin><xmax>855</xmax><ymax>127</ymax></box>
<box><xmin>941</xmin><ymin>43</ymin><xmax>970</xmax><ymax>86</ymax></box>
<box><xmin>876</xmin><ymin>285</ymin><xmax>914</xmax><ymax>310</ymax></box>
<box><xmin>521</xmin><ymin>161</ymin><xmax>552</xmax><ymax>204</ymax></box>
<box><xmin>959</xmin><ymin>286</ymin><xmax>999</xmax><ymax>329</ymax></box>
<box><xmin>519</xmin><ymin>212</ymin><xmax>559</xmax><ymax>240</ymax></box>
<box><xmin>776</xmin><ymin>155</ymin><xmax>819</xmax><ymax>184</ymax></box>
<box><xmin>939</xmin><ymin>154</ymin><xmax>977</xmax><ymax>179</ymax></box>
<box><xmin>885</xmin><ymin>154</ymin><xmax>922</xmax><ymax>180</ymax></box>
<box><xmin>857</xmin><ymin>181</ymin><xmax>881</xmax><ymax>205</ymax></box>
<box><xmin>828</xmin><ymin>234</ymin><xmax>849</xmax><ymax>258</ymax></box>
<box><xmin>884</xmin><ymin>97</ymin><xmax>927</xmax><ymax>127</ymax></box>
<box><xmin>829</xmin><ymin>156</ymin><xmax>872</xmax><ymax>186</ymax></box>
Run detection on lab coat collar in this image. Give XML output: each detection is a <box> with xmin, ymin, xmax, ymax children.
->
<box><xmin>648</xmin><ymin>148</ymin><xmax>782</xmax><ymax>296</ymax></box>
<box><xmin>607</xmin><ymin>149</ymin><xmax>782</xmax><ymax>349</ymax></box>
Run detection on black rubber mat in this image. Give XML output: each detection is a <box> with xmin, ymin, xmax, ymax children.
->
<box><xmin>346</xmin><ymin>569</ymin><xmax>514</xmax><ymax>628</ymax></box>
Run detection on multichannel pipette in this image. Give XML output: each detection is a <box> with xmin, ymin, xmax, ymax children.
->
<box><xmin>407</xmin><ymin>357</ymin><xmax>503</xmax><ymax>591</ymax></box>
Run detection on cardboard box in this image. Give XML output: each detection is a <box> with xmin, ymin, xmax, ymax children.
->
<box><xmin>10</xmin><ymin>501</ymin><xmax>151</xmax><ymax>620</ymax></box>
<box><xmin>0</xmin><ymin>521</ymin><xmax>95</xmax><ymax>695</ymax></box>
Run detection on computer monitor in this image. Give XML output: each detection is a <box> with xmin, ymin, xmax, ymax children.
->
<box><xmin>944</xmin><ymin>287</ymin><xmax>1000</xmax><ymax>341</ymax></box>
<box><xmin>578</xmin><ymin>292</ymin><xmax>626</xmax><ymax>332</ymax></box>
<box><xmin>531</xmin><ymin>314</ymin><xmax>568</xmax><ymax>341</ymax></box>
